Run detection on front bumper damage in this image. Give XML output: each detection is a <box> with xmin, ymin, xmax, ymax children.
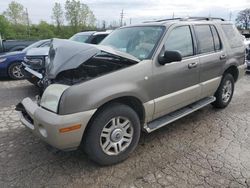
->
<box><xmin>16</xmin><ymin>98</ymin><xmax>96</xmax><ymax>150</ymax></box>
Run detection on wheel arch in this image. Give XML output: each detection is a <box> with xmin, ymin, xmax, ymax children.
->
<box><xmin>223</xmin><ymin>65</ymin><xmax>239</xmax><ymax>82</ymax></box>
<box><xmin>82</xmin><ymin>96</ymin><xmax>145</xmax><ymax>140</ymax></box>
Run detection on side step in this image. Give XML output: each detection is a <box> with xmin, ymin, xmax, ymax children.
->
<box><xmin>144</xmin><ymin>96</ymin><xmax>216</xmax><ymax>133</ymax></box>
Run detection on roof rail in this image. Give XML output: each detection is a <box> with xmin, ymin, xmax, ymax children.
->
<box><xmin>143</xmin><ymin>18</ymin><xmax>183</xmax><ymax>23</ymax></box>
<box><xmin>184</xmin><ymin>17</ymin><xmax>225</xmax><ymax>21</ymax></box>
<box><xmin>144</xmin><ymin>16</ymin><xmax>225</xmax><ymax>23</ymax></box>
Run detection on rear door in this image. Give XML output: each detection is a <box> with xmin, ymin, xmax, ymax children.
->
<box><xmin>193</xmin><ymin>24</ymin><xmax>225</xmax><ymax>98</ymax></box>
<box><xmin>152</xmin><ymin>25</ymin><xmax>201</xmax><ymax>119</ymax></box>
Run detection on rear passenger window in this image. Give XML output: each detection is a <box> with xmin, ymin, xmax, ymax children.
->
<box><xmin>221</xmin><ymin>24</ymin><xmax>243</xmax><ymax>48</ymax></box>
<box><xmin>210</xmin><ymin>26</ymin><xmax>221</xmax><ymax>51</ymax></box>
<box><xmin>194</xmin><ymin>25</ymin><xmax>214</xmax><ymax>54</ymax></box>
<box><xmin>91</xmin><ymin>35</ymin><xmax>107</xmax><ymax>44</ymax></box>
<box><xmin>165</xmin><ymin>26</ymin><xmax>194</xmax><ymax>57</ymax></box>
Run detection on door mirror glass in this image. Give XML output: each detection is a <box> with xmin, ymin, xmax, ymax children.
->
<box><xmin>158</xmin><ymin>50</ymin><xmax>182</xmax><ymax>65</ymax></box>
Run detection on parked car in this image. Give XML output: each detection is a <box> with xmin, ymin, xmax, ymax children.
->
<box><xmin>244</xmin><ymin>38</ymin><xmax>250</xmax><ymax>72</ymax></box>
<box><xmin>0</xmin><ymin>39</ymin><xmax>50</xmax><ymax>79</ymax></box>
<box><xmin>0</xmin><ymin>35</ymin><xmax>37</xmax><ymax>54</ymax></box>
<box><xmin>23</xmin><ymin>30</ymin><xmax>112</xmax><ymax>86</ymax></box>
<box><xmin>17</xmin><ymin>17</ymin><xmax>246</xmax><ymax>165</ymax></box>
<box><xmin>69</xmin><ymin>30</ymin><xmax>112</xmax><ymax>44</ymax></box>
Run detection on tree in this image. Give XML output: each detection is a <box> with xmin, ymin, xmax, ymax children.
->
<box><xmin>36</xmin><ymin>21</ymin><xmax>55</xmax><ymax>39</ymax></box>
<box><xmin>236</xmin><ymin>9</ymin><xmax>250</xmax><ymax>30</ymax></box>
<box><xmin>0</xmin><ymin>15</ymin><xmax>11</xmax><ymax>38</ymax></box>
<box><xmin>3</xmin><ymin>1</ymin><xmax>26</xmax><ymax>25</ymax></box>
<box><xmin>52</xmin><ymin>2</ymin><xmax>64</xmax><ymax>30</ymax></box>
<box><xmin>65</xmin><ymin>0</ymin><xmax>96</xmax><ymax>32</ymax></box>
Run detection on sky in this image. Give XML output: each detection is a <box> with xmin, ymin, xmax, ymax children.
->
<box><xmin>0</xmin><ymin>0</ymin><xmax>249</xmax><ymax>26</ymax></box>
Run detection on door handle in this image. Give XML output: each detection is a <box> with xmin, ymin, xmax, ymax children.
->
<box><xmin>188</xmin><ymin>62</ymin><xmax>198</xmax><ymax>69</ymax></box>
<box><xmin>220</xmin><ymin>54</ymin><xmax>227</xmax><ymax>60</ymax></box>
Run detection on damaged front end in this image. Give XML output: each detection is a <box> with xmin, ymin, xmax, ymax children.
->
<box><xmin>40</xmin><ymin>39</ymin><xmax>140</xmax><ymax>89</ymax></box>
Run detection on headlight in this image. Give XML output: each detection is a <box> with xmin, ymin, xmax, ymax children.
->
<box><xmin>0</xmin><ymin>58</ymin><xmax>7</xmax><ymax>63</ymax></box>
<box><xmin>40</xmin><ymin>84</ymin><xmax>69</xmax><ymax>113</ymax></box>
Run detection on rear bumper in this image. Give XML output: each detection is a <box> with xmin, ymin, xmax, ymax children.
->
<box><xmin>18</xmin><ymin>98</ymin><xmax>96</xmax><ymax>150</ymax></box>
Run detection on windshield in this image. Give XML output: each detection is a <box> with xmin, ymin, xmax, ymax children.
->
<box><xmin>69</xmin><ymin>34</ymin><xmax>90</xmax><ymax>43</ymax></box>
<box><xmin>22</xmin><ymin>40</ymin><xmax>46</xmax><ymax>52</ymax></box>
<box><xmin>100</xmin><ymin>26</ymin><xmax>165</xmax><ymax>60</ymax></box>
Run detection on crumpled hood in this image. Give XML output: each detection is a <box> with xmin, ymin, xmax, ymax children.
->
<box><xmin>46</xmin><ymin>38</ymin><xmax>140</xmax><ymax>79</ymax></box>
<box><xmin>26</xmin><ymin>47</ymin><xmax>49</xmax><ymax>56</ymax></box>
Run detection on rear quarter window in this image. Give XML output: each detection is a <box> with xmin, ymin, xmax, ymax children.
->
<box><xmin>221</xmin><ymin>24</ymin><xmax>243</xmax><ymax>48</ymax></box>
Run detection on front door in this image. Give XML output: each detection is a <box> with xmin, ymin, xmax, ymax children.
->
<box><xmin>152</xmin><ymin>25</ymin><xmax>201</xmax><ymax>119</ymax></box>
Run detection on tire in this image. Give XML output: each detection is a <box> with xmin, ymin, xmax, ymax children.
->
<box><xmin>8</xmin><ymin>62</ymin><xmax>25</xmax><ymax>80</ymax></box>
<box><xmin>83</xmin><ymin>103</ymin><xmax>141</xmax><ymax>165</ymax></box>
<box><xmin>212</xmin><ymin>74</ymin><xmax>234</xmax><ymax>108</ymax></box>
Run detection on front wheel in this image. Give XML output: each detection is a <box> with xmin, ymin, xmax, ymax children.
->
<box><xmin>212</xmin><ymin>74</ymin><xmax>235</xmax><ymax>108</ymax></box>
<box><xmin>83</xmin><ymin>103</ymin><xmax>141</xmax><ymax>165</ymax></box>
<box><xmin>8</xmin><ymin>62</ymin><xmax>25</xmax><ymax>80</ymax></box>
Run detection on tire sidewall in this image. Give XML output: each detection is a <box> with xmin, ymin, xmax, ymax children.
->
<box><xmin>84</xmin><ymin>103</ymin><xmax>141</xmax><ymax>165</ymax></box>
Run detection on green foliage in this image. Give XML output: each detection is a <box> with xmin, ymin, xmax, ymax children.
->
<box><xmin>0</xmin><ymin>15</ymin><xmax>13</xmax><ymax>38</ymax></box>
<box><xmin>1</xmin><ymin>0</ymin><xmax>97</xmax><ymax>40</ymax></box>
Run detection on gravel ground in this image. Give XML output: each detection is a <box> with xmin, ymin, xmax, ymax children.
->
<box><xmin>0</xmin><ymin>75</ymin><xmax>250</xmax><ymax>188</ymax></box>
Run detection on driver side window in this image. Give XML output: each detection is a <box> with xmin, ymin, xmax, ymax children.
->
<box><xmin>165</xmin><ymin>26</ymin><xmax>194</xmax><ymax>58</ymax></box>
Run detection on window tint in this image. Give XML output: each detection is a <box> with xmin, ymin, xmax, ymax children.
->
<box><xmin>194</xmin><ymin>25</ymin><xmax>214</xmax><ymax>54</ymax></box>
<box><xmin>165</xmin><ymin>26</ymin><xmax>194</xmax><ymax>57</ymax></box>
<box><xmin>210</xmin><ymin>26</ymin><xmax>221</xmax><ymax>51</ymax></box>
<box><xmin>91</xmin><ymin>34</ymin><xmax>107</xmax><ymax>44</ymax></box>
<box><xmin>221</xmin><ymin>24</ymin><xmax>243</xmax><ymax>48</ymax></box>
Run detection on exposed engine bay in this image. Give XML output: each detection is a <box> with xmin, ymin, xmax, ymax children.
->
<box><xmin>38</xmin><ymin>39</ymin><xmax>140</xmax><ymax>89</ymax></box>
<box><xmin>50</xmin><ymin>52</ymin><xmax>137</xmax><ymax>85</ymax></box>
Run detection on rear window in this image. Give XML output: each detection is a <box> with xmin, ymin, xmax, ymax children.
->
<box><xmin>194</xmin><ymin>25</ymin><xmax>215</xmax><ymax>54</ymax></box>
<box><xmin>221</xmin><ymin>24</ymin><xmax>243</xmax><ymax>48</ymax></box>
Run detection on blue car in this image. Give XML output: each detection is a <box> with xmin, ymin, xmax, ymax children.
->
<box><xmin>0</xmin><ymin>39</ymin><xmax>50</xmax><ymax>79</ymax></box>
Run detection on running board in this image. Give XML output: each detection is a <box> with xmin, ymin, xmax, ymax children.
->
<box><xmin>144</xmin><ymin>96</ymin><xmax>216</xmax><ymax>133</ymax></box>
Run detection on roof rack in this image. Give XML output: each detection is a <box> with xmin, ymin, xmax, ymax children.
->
<box><xmin>144</xmin><ymin>16</ymin><xmax>225</xmax><ymax>23</ymax></box>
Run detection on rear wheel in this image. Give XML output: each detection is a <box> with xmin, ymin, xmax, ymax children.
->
<box><xmin>83</xmin><ymin>103</ymin><xmax>141</xmax><ymax>165</ymax></box>
<box><xmin>212</xmin><ymin>74</ymin><xmax>234</xmax><ymax>108</ymax></box>
<box><xmin>8</xmin><ymin>62</ymin><xmax>24</xmax><ymax>80</ymax></box>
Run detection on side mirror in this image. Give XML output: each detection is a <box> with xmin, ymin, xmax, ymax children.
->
<box><xmin>158</xmin><ymin>50</ymin><xmax>182</xmax><ymax>65</ymax></box>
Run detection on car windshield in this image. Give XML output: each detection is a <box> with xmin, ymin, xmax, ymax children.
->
<box><xmin>100</xmin><ymin>26</ymin><xmax>165</xmax><ymax>60</ymax></box>
<box><xmin>22</xmin><ymin>40</ymin><xmax>46</xmax><ymax>52</ymax></box>
<box><xmin>69</xmin><ymin>34</ymin><xmax>91</xmax><ymax>43</ymax></box>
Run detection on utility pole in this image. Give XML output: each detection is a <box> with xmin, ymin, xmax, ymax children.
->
<box><xmin>26</xmin><ymin>8</ymin><xmax>30</xmax><ymax>38</ymax></box>
<box><xmin>229</xmin><ymin>11</ymin><xmax>232</xmax><ymax>21</ymax></box>
<box><xmin>120</xmin><ymin>9</ymin><xmax>124</xmax><ymax>27</ymax></box>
